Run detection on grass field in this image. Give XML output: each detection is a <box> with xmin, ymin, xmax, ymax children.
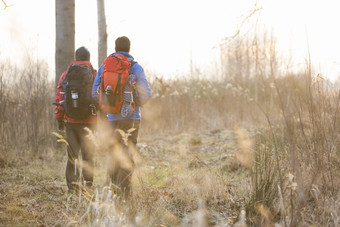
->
<box><xmin>1</xmin><ymin>40</ymin><xmax>340</xmax><ymax>226</ymax></box>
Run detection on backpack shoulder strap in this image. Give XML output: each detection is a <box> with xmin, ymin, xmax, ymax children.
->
<box><xmin>130</xmin><ymin>61</ymin><xmax>137</xmax><ymax>74</ymax></box>
<box><xmin>131</xmin><ymin>60</ymin><xmax>137</xmax><ymax>67</ymax></box>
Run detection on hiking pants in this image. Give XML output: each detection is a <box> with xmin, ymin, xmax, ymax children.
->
<box><xmin>107</xmin><ymin>119</ymin><xmax>140</xmax><ymax>196</ymax></box>
<box><xmin>66</xmin><ymin>123</ymin><xmax>95</xmax><ymax>191</ymax></box>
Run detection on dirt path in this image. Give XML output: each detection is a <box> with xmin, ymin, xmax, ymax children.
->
<box><xmin>0</xmin><ymin>129</ymin><xmax>249</xmax><ymax>226</ymax></box>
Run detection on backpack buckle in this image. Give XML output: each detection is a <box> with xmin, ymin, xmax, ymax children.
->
<box><xmin>90</xmin><ymin>104</ymin><xmax>97</xmax><ymax>115</ymax></box>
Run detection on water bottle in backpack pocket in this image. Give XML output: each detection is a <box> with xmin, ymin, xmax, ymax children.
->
<box><xmin>71</xmin><ymin>89</ymin><xmax>79</xmax><ymax>108</ymax></box>
<box><xmin>103</xmin><ymin>85</ymin><xmax>115</xmax><ymax>106</ymax></box>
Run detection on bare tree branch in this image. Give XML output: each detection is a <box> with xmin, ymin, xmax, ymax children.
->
<box><xmin>1</xmin><ymin>0</ymin><xmax>8</xmax><ymax>9</ymax></box>
<box><xmin>219</xmin><ymin>1</ymin><xmax>263</xmax><ymax>48</ymax></box>
<box><xmin>1</xmin><ymin>0</ymin><xmax>13</xmax><ymax>10</ymax></box>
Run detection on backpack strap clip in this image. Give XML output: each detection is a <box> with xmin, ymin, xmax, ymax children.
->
<box><xmin>90</xmin><ymin>104</ymin><xmax>97</xmax><ymax>116</ymax></box>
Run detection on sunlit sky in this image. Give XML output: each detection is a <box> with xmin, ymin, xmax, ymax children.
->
<box><xmin>1</xmin><ymin>0</ymin><xmax>340</xmax><ymax>80</ymax></box>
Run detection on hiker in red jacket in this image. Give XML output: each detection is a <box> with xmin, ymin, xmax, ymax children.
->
<box><xmin>55</xmin><ymin>46</ymin><xmax>97</xmax><ymax>193</ymax></box>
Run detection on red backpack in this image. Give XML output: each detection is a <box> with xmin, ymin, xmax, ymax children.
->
<box><xmin>99</xmin><ymin>53</ymin><xmax>132</xmax><ymax>113</ymax></box>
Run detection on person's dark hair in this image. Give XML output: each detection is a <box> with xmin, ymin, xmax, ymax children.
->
<box><xmin>75</xmin><ymin>46</ymin><xmax>90</xmax><ymax>61</ymax></box>
<box><xmin>115</xmin><ymin>36</ymin><xmax>130</xmax><ymax>53</ymax></box>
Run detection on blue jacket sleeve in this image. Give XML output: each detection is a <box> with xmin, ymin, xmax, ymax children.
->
<box><xmin>92</xmin><ymin>64</ymin><xmax>103</xmax><ymax>103</ymax></box>
<box><xmin>132</xmin><ymin>63</ymin><xmax>152</xmax><ymax>106</ymax></box>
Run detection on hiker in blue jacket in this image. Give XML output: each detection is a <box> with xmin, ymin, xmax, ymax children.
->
<box><xmin>92</xmin><ymin>36</ymin><xmax>151</xmax><ymax>196</ymax></box>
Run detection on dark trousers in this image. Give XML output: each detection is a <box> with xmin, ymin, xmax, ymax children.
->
<box><xmin>107</xmin><ymin>119</ymin><xmax>140</xmax><ymax>197</ymax></box>
<box><xmin>66</xmin><ymin>123</ymin><xmax>95</xmax><ymax>191</ymax></box>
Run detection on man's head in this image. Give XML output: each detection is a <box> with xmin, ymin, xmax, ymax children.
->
<box><xmin>115</xmin><ymin>36</ymin><xmax>130</xmax><ymax>53</ymax></box>
<box><xmin>75</xmin><ymin>46</ymin><xmax>90</xmax><ymax>61</ymax></box>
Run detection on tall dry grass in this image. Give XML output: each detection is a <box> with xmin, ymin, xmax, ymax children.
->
<box><xmin>218</xmin><ymin>32</ymin><xmax>340</xmax><ymax>226</ymax></box>
<box><xmin>0</xmin><ymin>58</ymin><xmax>55</xmax><ymax>154</ymax></box>
<box><xmin>246</xmin><ymin>72</ymin><xmax>340</xmax><ymax>226</ymax></box>
<box><xmin>141</xmin><ymin>76</ymin><xmax>259</xmax><ymax>135</ymax></box>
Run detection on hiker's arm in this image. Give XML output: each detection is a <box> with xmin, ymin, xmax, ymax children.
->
<box><xmin>133</xmin><ymin>64</ymin><xmax>152</xmax><ymax>106</ymax></box>
<box><xmin>92</xmin><ymin>64</ymin><xmax>103</xmax><ymax>103</ymax></box>
<box><xmin>55</xmin><ymin>72</ymin><xmax>66</xmax><ymax>121</ymax></box>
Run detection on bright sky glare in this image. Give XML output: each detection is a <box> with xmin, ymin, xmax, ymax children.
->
<box><xmin>0</xmin><ymin>0</ymin><xmax>340</xmax><ymax>80</ymax></box>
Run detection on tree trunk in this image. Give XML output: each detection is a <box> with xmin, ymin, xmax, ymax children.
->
<box><xmin>97</xmin><ymin>0</ymin><xmax>107</xmax><ymax>68</ymax></box>
<box><xmin>55</xmin><ymin>0</ymin><xmax>75</xmax><ymax>88</ymax></box>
